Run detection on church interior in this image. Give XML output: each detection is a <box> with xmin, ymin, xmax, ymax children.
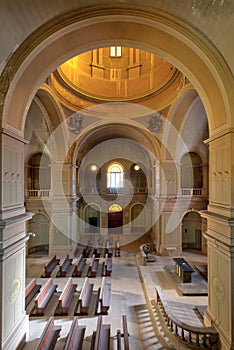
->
<box><xmin>0</xmin><ymin>1</ymin><xmax>233</xmax><ymax>349</ymax></box>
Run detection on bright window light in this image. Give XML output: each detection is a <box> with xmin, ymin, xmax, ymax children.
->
<box><xmin>110</xmin><ymin>46</ymin><xmax>122</xmax><ymax>57</ymax></box>
<box><xmin>109</xmin><ymin>204</ymin><xmax>122</xmax><ymax>212</ymax></box>
<box><xmin>107</xmin><ymin>163</ymin><xmax>124</xmax><ymax>188</ymax></box>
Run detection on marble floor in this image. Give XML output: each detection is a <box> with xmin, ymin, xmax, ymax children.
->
<box><xmin>23</xmin><ymin>248</ymin><xmax>208</xmax><ymax>350</ymax></box>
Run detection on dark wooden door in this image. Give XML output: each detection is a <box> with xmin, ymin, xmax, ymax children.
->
<box><xmin>108</xmin><ymin>211</ymin><xmax>123</xmax><ymax>233</ymax></box>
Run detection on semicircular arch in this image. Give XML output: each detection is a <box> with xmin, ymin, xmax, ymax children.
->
<box><xmin>0</xmin><ymin>5</ymin><xmax>232</xmax><ymax>138</ymax></box>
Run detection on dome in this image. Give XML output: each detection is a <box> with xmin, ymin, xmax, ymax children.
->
<box><xmin>50</xmin><ymin>47</ymin><xmax>184</xmax><ymax>109</ymax></box>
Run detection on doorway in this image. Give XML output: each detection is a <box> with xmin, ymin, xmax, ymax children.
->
<box><xmin>182</xmin><ymin>211</ymin><xmax>202</xmax><ymax>251</ymax></box>
<box><xmin>108</xmin><ymin>204</ymin><xmax>123</xmax><ymax>233</ymax></box>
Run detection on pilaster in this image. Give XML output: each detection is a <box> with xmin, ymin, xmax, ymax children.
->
<box><xmin>202</xmin><ymin>131</ymin><xmax>234</xmax><ymax>349</ymax></box>
<box><xmin>0</xmin><ymin>130</ymin><xmax>33</xmax><ymax>349</ymax></box>
<box><xmin>48</xmin><ymin>162</ymin><xmax>78</xmax><ymax>255</ymax></box>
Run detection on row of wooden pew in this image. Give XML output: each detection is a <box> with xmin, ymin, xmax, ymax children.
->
<box><xmin>89</xmin><ymin>254</ymin><xmax>112</xmax><ymax>278</ymax></box>
<box><xmin>42</xmin><ymin>254</ymin><xmax>112</xmax><ymax>278</ymax></box>
<box><xmin>90</xmin><ymin>315</ymin><xmax>129</xmax><ymax>350</ymax></box>
<box><xmin>42</xmin><ymin>254</ymin><xmax>72</xmax><ymax>278</ymax></box>
<box><xmin>36</xmin><ymin>314</ymin><xmax>129</xmax><ymax>350</ymax></box>
<box><xmin>82</xmin><ymin>238</ymin><xmax>121</xmax><ymax>259</ymax></box>
<box><xmin>26</xmin><ymin>276</ymin><xmax>111</xmax><ymax>316</ymax></box>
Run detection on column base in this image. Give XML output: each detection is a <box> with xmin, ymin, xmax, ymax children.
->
<box><xmin>2</xmin><ymin>313</ymin><xmax>29</xmax><ymax>350</ymax></box>
<box><xmin>204</xmin><ymin>308</ymin><xmax>233</xmax><ymax>350</ymax></box>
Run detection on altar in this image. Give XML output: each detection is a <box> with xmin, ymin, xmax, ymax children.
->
<box><xmin>173</xmin><ymin>257</ymin><xmax>195</xmax><ymax>283</ymax></box>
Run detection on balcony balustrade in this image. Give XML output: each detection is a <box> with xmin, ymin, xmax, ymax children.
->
<box><xmin>181</xmin><ymin>188</ymin><xmax>203</xmax><ymax>196</ymax></box>
<box><xmin>27</xmin><ymin>190</ymin><xmax>50</xmax><ymax>198</ymax></box>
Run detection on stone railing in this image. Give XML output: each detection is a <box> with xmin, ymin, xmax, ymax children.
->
<box><xmin>181</xmin><ymin>188</ymin><xmax>203</xmax><ymax>196</ymax></box>
<box><xmin>27</xmin><ymin>190</ymin><xmax>50</xmax><ymax>198</ymax></box>
<box><xmin>81</xmin><ymin>187</ymin><xmax>147</xmax><ymax>195</ymax></box>
<box><xmin>155</xmin><ymin>286</ymin><xmax>219</xmax><ymax>348</ymax></box>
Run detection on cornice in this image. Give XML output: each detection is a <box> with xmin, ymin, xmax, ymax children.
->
<box><xmin>51</xmin><ymin>67</ymin><xmax>183</xmax><ymax>106</ymax></box>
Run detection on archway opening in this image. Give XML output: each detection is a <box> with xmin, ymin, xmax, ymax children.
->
<box><xmin>27</xmin><ymin>152</ymin><xmax>51</xmax><ymax>198</ymax></box>
<box><xmin>182</xmin><ymin>211</ymin><xmax>202</xmax><ymax>251</ymax></box>
<box><xmin>108</xmin><ymin>204</ymin><xmax>123</xmax><ymax>234</ymax></box>
<box><xmin>131</xmin><ymin>203</ymin><xmax>145</xmax><ymax>233</ymax></box>
<box><xmin>27</xmin><ymin>213</ymin><xmax>49</xmax><ymax>256</ymax></box>
<box><xmin>85</xmin><ymin>204</ymin><xmax>100</xmax><ymax>233</ymax></box>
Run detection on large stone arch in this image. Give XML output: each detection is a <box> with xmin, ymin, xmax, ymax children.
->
<box><xmin>72</xmin><ymin>122</ymin><xmax>161</xmax><ymax>166</ymax></box>
<box><xmin>0</xmin><ymin>5</ymin><xmax>232</xmax><ymax>138</ymax></box>
<box><xmin>0</xmin><ymin>4</ymin><xmax>234</xmax><ymax>350</ymax></box>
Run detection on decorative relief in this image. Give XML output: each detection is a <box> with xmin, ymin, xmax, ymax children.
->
<box><xmin>4</xmin><ymin>171</ymin><xmax>10</xmax><ymax>182</ymax></box>
<box><xmin>211</xmin><ymin>172</ymin><xmax>217</xmax><ymax>182</ymax></box>
<box><xmin>192</xmin><ymin>0</ymin><xmax>233</xmax><ymax>19</ymax></box>
<box><xmin>211</xmin><ymin>171</ymin><xmax>229</xmax><ymax>182</ymax></box>
<box><xmin>0</xmin><ymin>65</ymin><xmax>16</xmax><ymax>113</ymax></box>
<box><xmin>223</xmin><ymin>171</ymin><xmax>229</xmax><ymax>182</ymax></box>
<box><xmin>67</xmin><ymin>113</ymin><xmax>84</xmax><ymax>134</ymax></box>
<box><xmin>147</xmin><ymin>113</ymin><xmax>163</xmax><ymax>133</ymax></box>
<box><xmin>4</xmin><ymin>172</ymin><xmax>21</xmax><ymax>183</ymax></box>
<box><xmin>212</xmin><ymin>276</ymin><xmax>224</xmax><ymax>300</ymax></box>
<box><xmin>166</xmin><ymin>179</ymin><xmax>176</xmax><ymax>184</ymax></box>
<box><xmin>8</xmin><ymin>278</ymin><xmax>21</xmax><ymax>304</ymax></box>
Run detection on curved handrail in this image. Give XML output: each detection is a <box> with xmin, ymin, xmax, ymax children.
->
<box><xmin>155</xmin><ymin>286</ymin><xmax>219</xmax><ymax>348</ymax></box>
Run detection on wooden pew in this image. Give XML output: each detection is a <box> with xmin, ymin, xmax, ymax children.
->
<box><xmin>75</xmin><ymin>277</ymin><xmax>94</xmax><ymax>315</ymax></box>
<box><xmin>89</xmin><ymin>254</ymin><xmax>99</xmax><ymax>277</ymax></box>
<box><xmin>116</xmin><ymin>315</ymin><xmax>130</xmax><ymax>350</ymax></box>
<box><xmin>82</xmin><ymin>244</ymin><xmax>92</xmax><ymax>258</ymax></box>
<box><xmin>57</xmin><ymin>255</ymin><xmax>73</xmax><ymax>277</ymax></box>
<box><xmin>73</xmin><ymin>254</ymin><xmax>86</xmax><ymax>277</ymax></box>
<box><xmin>64</xmin><ymin>317</ymin><xmax>86</xmax><ymax>350</ymax></box>
<box><xmin>99</xmin><ymin>277</ymin><xmax>111</xmax><ymax>315</ymax></box>
<box><xmin>115</xmin><ymin>239</ymin><xmax>121</xmax><ymax>257</ymax></box>
<box><xmin>35</xmin><ymin>278</ymin><xmax>58</xmax><ymax>316</ymax></box>
<box><xmin>94</xmin><ymin>239</ymin><xmax>102</xmax><ymax>258</ymax></box>
<box><xmin>104</xmin><ymin>239</ymin><xmax>113</xmax><ymax>258</ymax></box>
<box><xmin>25</xmin><ymin>278</ymin><xmax>41</xmax><ymax>308</ymax></box>
<box><xmin>35</xmin><ymin>316</ymin><xmax>61</xmax><ymax>350</ymax></box>
<box><xmin>91</xmin><ymin>315</ymin><xmax>110</xmax><ymax>350</ymax></box>
<box><xmin>42</xmin><ymin>255</ymin><xmax>60</xmax><ymax>278</ymax></box>
<box><xmin>55</xmin><ymin>277</ymin><xmax>77</xmax><ymax>316</ymax></box>
<box><xmin>102</xmin><ymin>254</ymin><xmax>112</xmax><ymax>277</ymax></box>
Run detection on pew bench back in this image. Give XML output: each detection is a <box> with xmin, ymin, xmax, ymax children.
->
<box><xmin>35</xmin><ymin>278</ymin><xmax>57</xmax><ymax>316</ymax></box>
<box><xmin>35</xmin><ymin>317</ymin><xmax>61</xmax><ymax>350</ymax></box>
<box><xmin>64</xmin><ymin>317</ymin><xmax>86</xmax><ymax>350</ymax></box>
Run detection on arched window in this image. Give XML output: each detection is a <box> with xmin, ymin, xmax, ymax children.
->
<box><xmin>109</xmin><ymin>204</ymin><xmax>122</xmax><ymax>212</ymax></box>
<box><xmin>107</xmin><ymin>163</ymin><xmax>124</xmax><ymax>188</ymax></box>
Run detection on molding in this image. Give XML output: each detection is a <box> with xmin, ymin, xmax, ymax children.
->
<box><xmin>201</xmin><ymin>209</ymin><xmax>234</xmax><ymax>226</ymax></box>
<box><xmin>2</xmin><ymin>313</ymin><xmax>28</xmax><ymax>350</ymax></box>
<box><xmin>0</xmin><ymin>127</ymin><xmax>29</xmax><ymax>145</ymax></box>
<box><xmin>204</xmin><ymin>128</ymin><xmax>234</xmax><ymax>144</ymax></box>
<box><xmin>0</xmin><ymin>4</ymin><xmax>232</xmax><ymax>133</ymax></box>
<box><xmin>0</xmin><ymin>212</ymin><xmax>33</xmax><ymax>228</ymax></box>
